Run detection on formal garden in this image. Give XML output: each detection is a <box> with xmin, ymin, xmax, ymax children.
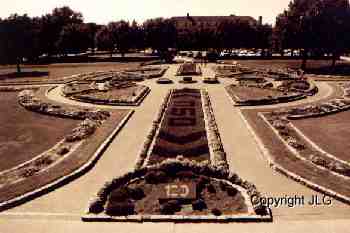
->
<box><xmin>1</xmin><ymin>0</ymin><xmax>350</xmax><ymax>228</ymax></box>
<box><xmin>84</xmin><ymin>88</ymin><xmax>271</xmax><ymax>222</ymax></box>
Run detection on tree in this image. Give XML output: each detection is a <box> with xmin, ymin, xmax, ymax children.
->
<box><xmin>143</xmin><ymin>18</ymin><xmax>177</xmax><ymax>59</ymax></box>
<box><xmin>85</xmin><ymin>23</ymin><xmax>101</xmax><ymax>54</ymax></box>
<box><xmin>108</xmin><ymin>21</ymin><xmax>132</xmax><ymax>57</ymax></box>
<box><xmin>95</xmin><ymin>26</ymin><xmax>114</xmax><ymax>56</ymax></box>
<box><xmin>317</xmin><ymin>0</ymin><xmax>350</xmax><ymax>68</ymax></box>
<box><xmin>256</xmin><ymin>24</ymin><xmax>273</xmax><ymax>56</ymax></box>
<box><xmin>39</xmin><ymin>6</ymin><xmax>83</xmax><ymax>57</ymax></box>
<box><xmin>56</xmin><ymin>23</ymin><xmax>91</xmax><ymax>55</ymax></box>
<box><xmin>0</xmin><ymin>14</ymin><xmax>38</xmax><ymax>72</ymax></box>
<box><xmin>129</xmin><ymin>20</ymin><xmax>145</xmax><ymax>51</ymax></box>
<box><xmin>275</xmin><ymin>0</ymin><xmax>350</xmax><ymax>69</ymax></box>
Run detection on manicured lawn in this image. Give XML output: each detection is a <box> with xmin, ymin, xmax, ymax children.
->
<box><xmin>293</xmin><ymin>111</ymin><xmax>350</xmax><ymax>162</ymax></box>
<box><xmin>0</xmin><ymin>91</ymin><xmax>78</xmax><ymax>172</ymax></box>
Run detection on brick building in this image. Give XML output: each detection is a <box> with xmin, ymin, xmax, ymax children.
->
<box><xmin>171</xmin><ymin>14</ymin><xmax>261</xmax><ymax>34</ymax></box>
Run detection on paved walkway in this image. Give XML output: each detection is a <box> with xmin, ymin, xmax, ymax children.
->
<box><xmin>1</xmin><ymin>63</ymin><xmax>349</xmax><ymax>232</ymax></box>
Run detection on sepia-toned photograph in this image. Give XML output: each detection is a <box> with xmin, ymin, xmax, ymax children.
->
<box><xmin>0</xmin><ymin>0</ymin><xmax>349</xmax><ymax>232</ymax></box>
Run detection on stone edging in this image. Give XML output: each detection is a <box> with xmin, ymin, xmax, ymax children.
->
<box><xmin>0</xmin><ymin>110</ymin><xmax>134</xmax><ymax>212</ymax></box>
<box><xmin>82</xmin><ymin>210</ymin><xmax>272</xmax><ymax>223</ymax></box>
<box><xmin>201</xmin><ymin>90</ymin><xmax>229</xmax><ymax>170</ymax></box>
<box><xmin>238</xmin><ymin>109</ymin><xmax>350</xmax><ymax>205</ymax></box>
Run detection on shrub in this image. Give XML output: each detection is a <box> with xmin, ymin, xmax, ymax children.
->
<box><xmin>128</xmin><ymin>187</ymin><xmax>146</xmax><ymax>200</ymax></box>
<box><xmin>176</xmin><ymin>171</ymin><xmax>198</xmax><ymax>179</ymax></box>
<box><xmin>57</xmin><ymin>147</ymin><xmax>70</xmax><ymax>156</ymax></box>
<box><xmin>160</xmin><ymin>200</ymin><xmax>182</xmax><ymax>215</ymax></box>
<box><xmin>109</xmin><ymin>187</ymin><xmax>132</xmax><ymax>202</ymax></box>
<box><xmin>206</xmin><ymin>183</ymin><xmax>216</xmax><ymax>194</ymax></box>
<box><xmin>192</xmin><ymin>199</ymin><xmax>207</xmax><ymax>211</ymax></box>
<box><xmin>211</xmin><ymin>208</ymin><xmax>222</xmax><ymax>216</ymax></box>
<box><xmin>196</xmin><ymin>176</ymin><xmax>210</xmax><ymax>193</ymax></box>
<box><xmin>226</xmin><ymin>186</ymin><xmax>238</xmax><ymax>197</ymax></box>
<box><xmin>144</xmin><ymin>171</ymin><xmax>168</xmax><ymax>184</ymax></box>
<box><xmin>88</xmin><ymin>200</ymin><xmax>105</xmax><ymax>214</ymax></box>
<box><xmin>162</xmin><ymin>162</ymin><xmax>185</xmax><ymax>176</ymax></box>
<box><xmin>254</xmin><ymin>205</ymin><xmax>269</xmax><ymax>216</ymax></box>
<box><xmin>105</xmin><ymin>202</ymin><xmax>135</xmax><ymax>216</ymax></box>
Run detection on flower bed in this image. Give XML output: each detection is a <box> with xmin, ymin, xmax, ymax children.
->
<box><xmin>157</xmin><ymin>78</ymin><xmax>173</xmax><ymax>84</ymax></box>
<box><xmin>124</xmin><ymin>66</ymin><xmax>168</xmax><ymax>79</ymax></box>
<box><xmin>226</xmin><ymin>85</ymin><xmax>306</xmax><ymax>106</ymax></box>
<box><xmin>179</xmin><ymin>76</ymin><xmax>197</xmax><ymax>84</ymax></box>
<box><xmin>241</xmin><ymin>108</ymin><xmax>350</xmax><ymax>205</ymax></box>
<box><xmin>176</xmin><ymin>63</ymin><xmax>201</xmax><ymax>76</ymax></box>
<box><xmin>62</xmin><ymin>82</ymin><xmax>150</xmax><ymax>106</ymax></box>
<box><xmin>85</xmin><ymin>158</ymin><xmax>270</xmax><ymax>221</ymax></box>
<box><xmin>284</xmin><ymin>83</ymin><xmax>350</xmax><ymax>119</ymax></box>
<box><xmin>146</xmin><ymin>88</ymin><xmax>210</xmax><ymax>165</ymax></box>
<box><xmin>203</xmin><ymin>77</ymin><xmax>219</xmax><ymax>84</ymax></box>
<box><xmin>201</xmin><ymin>91</ymin><xmax>228</xmax><ymax>170</ymax></box>
<box><xmin>18</xmin><ymin>90</ymin><xmax>110</xmax><ymax>120</ymax></box>
<box><xmin>277</xmin><ymin>80</ymin><xmax>318</xmax><ymax>96</ymax></box>
<box><xmin>214</xmin><ymin>65</ymin><xmax>253</xmax><ymax>78</ymax></box>
<box><xmin>262</xmin><ymin>112</ymin><xmax>350</xmax><ymax>178</ymax></box>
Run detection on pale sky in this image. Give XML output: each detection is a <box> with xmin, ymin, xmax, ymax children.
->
<box><xmin>0</xmin><ymin>0</ymin><xmax>291</xmax><ymax>25</ymax></box>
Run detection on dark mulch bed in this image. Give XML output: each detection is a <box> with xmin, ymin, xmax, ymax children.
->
<box><xmin>148</xmin><ymin>89</ymin><xmax>210</xmax><ymax>164</ymax></box>
<box><xmin>0</xmin><ymin>91</ymin><xmax>78</xmax><ymax>172</ymax></box>
<box><xmin>105</xmin><ymin>170</ymin><xmax>248</xmax><ymax>216</ymax></box>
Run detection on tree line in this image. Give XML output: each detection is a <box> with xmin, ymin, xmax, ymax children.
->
<box><xmin>1</xmin><ymin>0</ymin><xmax>350</xmax><ymax>71</ymax></box>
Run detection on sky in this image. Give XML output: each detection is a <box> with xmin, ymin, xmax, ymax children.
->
<box><xmin>0</xmin><ymin>0</ymin><xmax>291</xmax><ymax>25</ymax></box>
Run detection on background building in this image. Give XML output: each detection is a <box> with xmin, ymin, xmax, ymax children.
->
<box><xmin>171</xmin><ymin>13</ymin><xmax>261</xmax><ymax>34</ymax></box>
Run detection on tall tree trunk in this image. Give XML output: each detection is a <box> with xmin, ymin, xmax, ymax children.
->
<box><xmin>331</xmin><ymin>53</ymin><xmax>337</xmax><ymax>72</ymax></box>
<box><xmin>301</xmin><ymin>49</ymin><xmax>308</xmax><ymax>70</ymax></box>
<box><xmin>16</xmin><ymin>58</ymin><xmax>21</xmax><ymax>73</ymax></box>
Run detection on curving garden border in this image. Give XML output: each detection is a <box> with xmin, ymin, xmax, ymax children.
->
<box><xmin>0</xmin><ymin>109</ymin><xmax>134</xmax><ymax>212</ymax></box>
<box><xmin>286</xmin><ymin>84</ymin><xmax>350</xmax><ymax>119</ymax></box>
<box><xmin>238</xmin><ymin>110</ymin><xmax>350</xmax><ymax>205</ymax></box>
<box><xmin>259</xmin><ymin>113</ymin><xmax>350</xmax><ymax>180</ymax></box>
<box><xmin>83</xmin><ymin>158</ymin><xmax>271</xmax><ymax>223</ymax></box>
<box><xmin>0</xmin><ymin>86</ymin><xmax>135</xmax><ymax>212</ymax></box>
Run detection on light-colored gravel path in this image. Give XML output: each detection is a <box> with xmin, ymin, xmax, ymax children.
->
<box><xmin>1</xmin><ymin>63</ymin><xmax>349</xmax><ymax>232</ymax></box>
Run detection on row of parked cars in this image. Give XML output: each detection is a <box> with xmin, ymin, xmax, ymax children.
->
<box><xmin>178</xmin><ymin>50</ymin><xmax>271</xmax><ymax>59</ymax></box>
